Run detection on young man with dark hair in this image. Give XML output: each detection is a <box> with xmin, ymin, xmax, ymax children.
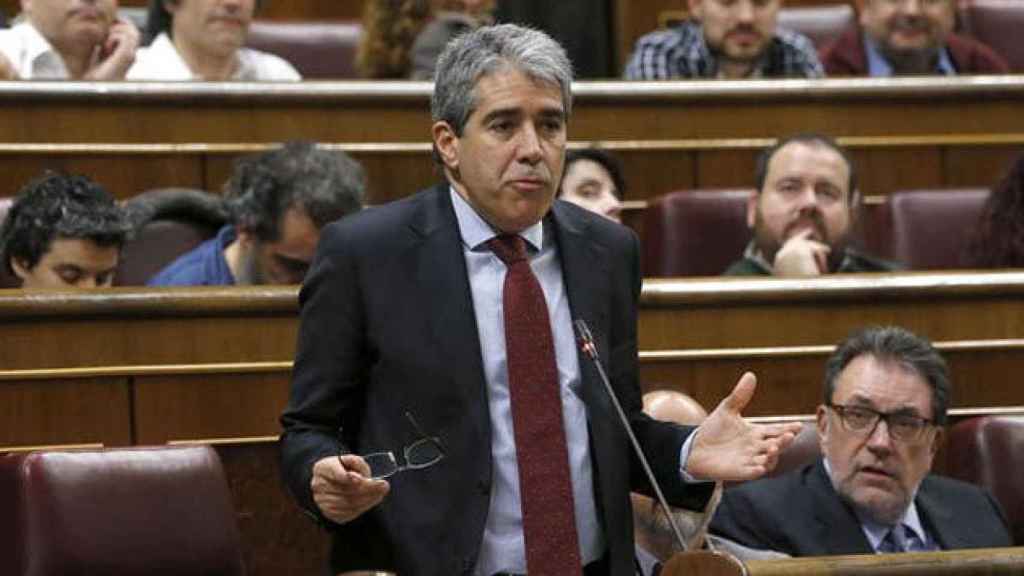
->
<box><xmin>0</xmin><ymin>172</ymin><xmax>131</xmax><ymax>288</ymax></box>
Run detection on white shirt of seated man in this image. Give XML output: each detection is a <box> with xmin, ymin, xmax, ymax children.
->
<box><xmin>126</xmin><ymin>0</ymin><xmax>299</xmax><ymax>81</ymax></box>
<box><xmin>0</xmin><ymin>0</ymin><xmax>139</xmax><ymax>80</ymax></box>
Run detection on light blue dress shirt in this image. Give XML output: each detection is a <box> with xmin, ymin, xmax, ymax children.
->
<box><xmin>863</xmin><ymin>33</ymin><xmax>955</xmax><ymax>76</ymax></box>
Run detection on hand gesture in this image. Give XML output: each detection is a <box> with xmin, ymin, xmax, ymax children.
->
<box><xmin>84</xmin><ymin>19</ymin><xmax>140</xmax><ymax>80</ymax></box>
<box><xmin>311</xmin><ymin>454</ymin><xmax>391</xmax><ymax>524</ymax></box>
<box><xmin>687</xmin><ymin>372</ymin><xmax>802</xmax><ymax>482</ymax></box>
<box><xmin>773</xmin><ymin>228</ymin><xmax>830</xmax><ymax>276</ymax></box>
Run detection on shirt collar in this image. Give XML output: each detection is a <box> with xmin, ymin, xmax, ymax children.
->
<box><xmin>16</xmin><ymin>22</ymin><xmax>68</xmax><ymax>76</ymax></box>
<box><xmin>449</xmin><ymin>186</ymin><xmax>544</xmax><ymax>253</ymax></box>
<box><xmin>863</xmin><ymin>32</ymin><xmax>955</xmax><ymax>76</ymax></box>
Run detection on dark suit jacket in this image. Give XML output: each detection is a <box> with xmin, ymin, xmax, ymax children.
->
<box><xmin>821</xmin><ymin>25</ymin><xmax>1010</xmax><ymax>76</ymax></box>
<box><xmin>280</xmin><ymin>184</ymin><xmax>712</xmax><ymax>575</ymax></box>
<box><xmin>710</xmin><ymin>459</ymin><xmax>1012</xmax><ymax>556</ymax></box>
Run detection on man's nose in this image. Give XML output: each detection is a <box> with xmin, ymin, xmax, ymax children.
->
<box><xmin>516</xmin><ymin>124</ymin><xmax>543</xmax><ymax>164</ymax></box>
<box><xmin>735</xmin><ymin>0</ymin><xmax>756</xmax><ymax>22</ymax></box>
<box><xmin>901</xmin><ymin>0</ymin><xmax>923</xmax><ymax>16</ymax></box>
<box><xmin>866</xmin><ymin>418</ymin><xmax>895</xmax><ymax>453</ymax></box>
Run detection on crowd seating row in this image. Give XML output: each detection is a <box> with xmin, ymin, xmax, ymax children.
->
<box><xmin>643</xmin><ymin>187</ymin><xmax>990</xmax><ymax>277</ymax></box>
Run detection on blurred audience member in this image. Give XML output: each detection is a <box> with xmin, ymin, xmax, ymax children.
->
<box><xmin>624</xmin><ymin>0</ymin><xmax>823</xmax><ymax>79</ymax></box>
<box><xmin>0</xmin><ymin>0</ymin><xmax>139</xmax><ymax>79</ymax></box>
<box><xmin>820</xmin><ymin>0</ymin><xmax>1008</xmax><ymax>76</ymax></box>
<box><xmin>726</xmin><ymin>133</ymin><xmax>898</xmax><ymax>276</ymax></box>
<box><xmin>128</xmin><ymin>0</ymin><xmax>300</xmax><ymax>80</ymax></box>
<box><xmin>558</xmin><ymin>147</ymin><xmax>624</xmax><ymax>224</ymax></box>
<box><xmin>148</xmin><ymin>142</ymin><xmax>364</xmax><ymax>286</ymax></box>
<box><xmin>0</xmin><ymin>172</ymin><xmax>130</xmax><ymax>288</ymax></box>
<box><xmin>966</xmin><ymin>154</ymin><xmax>1024</xmax><ymax>268</ymax></box>
<box><xmin>357</xmin><ymin>0</ymin><xmax>494</xmax><ymax>80</ymax></box>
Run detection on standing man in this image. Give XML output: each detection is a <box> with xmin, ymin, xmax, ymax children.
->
<box><xmin>624</xmin><ymin>0</ymin><xmax>823</xmax><ymax>79</ymax></box>
<box><xmin>820</xmin><ymin>0</ymin><xmax>1008</xmax><ymax>76</ymax></box>
<box><xmin>725</xmin><ymin>133</ymin><xmax>898</xmax><ymax>276</ymax></box>
<box><xmin>711</xmin><ymin>326</ymin><xmax>1012</xmax><ymax>555</ymax></box>
<box><xmin>280</xmin><ymin>24</ymin><xmax>800</xmax><ymax>576</ymax></box>
<box><xmin>0</xmin><ymin>0</ymin><xmax>139</xmax><ymax>79</ymax></box>
<box><xmin>127</xmin><ymin>0</ymin><xmax>300</xmax><ymax>80</ymax></box>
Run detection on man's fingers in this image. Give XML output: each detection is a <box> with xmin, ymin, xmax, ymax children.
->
<box><xmin>723</xmin><ymin>371</ymin><xmax>757</xmax><ymax>413</ymax></box>
<box><xmin>338</xmin><ymin>453</ymin><xmax>374</xmax><ymax>478</ymax></box>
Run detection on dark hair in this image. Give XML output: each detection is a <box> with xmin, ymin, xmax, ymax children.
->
<box><xmin>966</xmin><ymin>154</ymin><xmax>1024</xmax><ymax>268</ymax></box>
<box><xmin>0</xmin><ymin>172</ymin><xmax>131</xmax><ymax>274</ymax></box>
<box><xmin>754</xmin><ymin>133</ymin><xmax>859</xmax><ymax>204</ymax></box>
<box><xmin>356</xmin><ymin>0</ymin><xmax>433</xmax><ymax>78</ymax></box>
<box><xmin>145</xmin><ymin>0</ymin><xmax>264</xmax><ymax>43</ymax></box>
<box><xmin>559</xmin><ymin>147</ymin><xmax>626</xmax><ymax>200</ymax></box>
<box><xmin>823</xmin><ymin>326</ymin><xmax>951</xmax><ymax>425</ymax></box>
<box><xmin>225</xmin><ymin>141</ymin><xmax>365</xmax><ymax>242</ymax></box>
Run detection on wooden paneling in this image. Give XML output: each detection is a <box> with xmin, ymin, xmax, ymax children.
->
<box><xmin>0</xmin><ymin>377</ymin><xmax>132</xmax><ymax>447</ymax></box>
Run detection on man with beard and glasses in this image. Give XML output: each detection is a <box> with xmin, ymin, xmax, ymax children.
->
<box><xmin>710</xmin><ymin>326</ymin><xmax>1012</xmax><ymax>556</ymax></box>
<box><xmin>821</xmin><ymin>0</ymin><xmax>1008</xmax><ymax>76</ymax></box>
<box><xmin>624</xmin><ymin>0</ymin><xmax>822</xmax><ymax>80</ymax></box>
<box><xmin>0</xmin><ymin>0</ymin><xmax>139</xmax><ymax>79</ymax></box>
<box><xmin>148</xmin><ymin>141</ymin><xmax>364</xmax><ymax>286</ymax></box>
<box><xmin>724</xmin><ymin>133</ymin><xmax>898</xmax><ymax>277</ymax></box>
<box><xmin>127</xmin><ymin>0</ymin><xmax>300</xmax><ymax>80</ymax></box>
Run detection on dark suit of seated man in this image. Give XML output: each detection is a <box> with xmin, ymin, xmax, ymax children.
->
<box><xmin>711</xmin><ymin>326</ymin><xmax>1013</xmax><ymax>556</ymax></box>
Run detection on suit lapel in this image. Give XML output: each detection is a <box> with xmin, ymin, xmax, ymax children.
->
<box><xmin>808</xmin><ymin>461</ymin><xmax>876</xmax><ymax>555</ymax></box>
<box><xmin>916</xmin><ymin>478</ymin><xmax>965</xmax><ymax>549</ymax></box>
<box><xmin>404</xmin><ymin>184</ymin><xmax>490</xmax><ymax>446</ymax></box>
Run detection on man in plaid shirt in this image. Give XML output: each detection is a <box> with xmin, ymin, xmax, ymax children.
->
<box><xmin>624</xmin><ymin>0</ymin><xmax>823</xmax><ymax>79</ymax></box>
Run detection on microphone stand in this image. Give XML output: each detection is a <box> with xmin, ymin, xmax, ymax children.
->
<box><xmin>573</xmin><ymin>319</ymin><xmax>690</xmax><ymax>553</ymax></box>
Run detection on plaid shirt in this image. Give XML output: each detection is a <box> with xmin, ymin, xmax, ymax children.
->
<box><xmin>624</xmin><ymin>21</ymin><xmax>824</xmax><ymax>79</ymax></box>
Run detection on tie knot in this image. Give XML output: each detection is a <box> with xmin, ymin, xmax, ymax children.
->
<box><xmin>488</xmin><ymin>234</ymin><xmax>528</xmax><ymax>265</ymax></box>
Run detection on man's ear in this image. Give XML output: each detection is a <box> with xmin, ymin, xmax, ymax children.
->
<box><xmin>815</xmin><ymin>404</ymin><xmax>829</xmax><ymax>441</ymax></box>
<box><xmin>163</xmin><ymin>0</ymin><xmax>180</xmax><ymax>15</ymax></box>
<box><xmin>432</xmin><ymin>121</ymin><xmax>460</xmax><ymax>172</ymax></box>
<box><xmin>235</xmin><ymin>226</ymin><xmax>255</xmax><ymax>248</ymax></box>
<box><xmin>688</xmin><ymin>0</ymin><xmax>704</xmax><ymax>21</ymax></box>
<box><xmin>20</xmin><ymin>0</ymin><xmax>32</xmax><ymax>15</ymax></box>
<box><xmin>857</xmin><ymin>0</ymin><xmax>870</xmax><ymax>26</ymax></box>
<box><xmin>746</xmin><ymin>191</ymin><xmax>758</xmax><ymax>230</ymax></box>
<box><xmin>10</xmin><ymin>257</ymin><xmax>31</xmax><ymax>281</ymax></box>
<box><xmin>929</xmin><ymin>427</ymin><xmax>944</xmax><ymax>457</ymax></box>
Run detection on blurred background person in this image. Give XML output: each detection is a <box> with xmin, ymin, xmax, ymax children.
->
<box><xmin>128</xmin><ymin>0</ymin><xmax>300</xmax><ymax>80</ymax></box>
<box><xmin>0</xmin><ymin>172</ymin><xmax>131</xmax><ymax>288</ymax></box>
<box><xmin>558</xmin><ymin>147</ymin><xmax>624</xmax><ymax>224</ymax></box>
<box><xmin>0</xmin><ymin>0</ymin><xmax>139</xmax><ymax>79</ymax></box>
<box><xmin>966</xmin><ymin>154</ymin><xmax>1024</xmax><ymax>268</ymax></box>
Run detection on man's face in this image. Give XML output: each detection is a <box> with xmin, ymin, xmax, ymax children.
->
<box><xmin>747</xmin><ymin>141</ymin><xmax>854</xmax><ymax>263</ymax></box>
<box><xmin>560</xmin><ymin>158</ymin><xmax>622</xmax><ymax>223</ymax></box>
<box><xmin>433</xmin><ymin>68</ymin><xmax>567</xmax><ymax>233</ymax></box>
<box><xmin>860</xmin><ymin>0</ymin><xmax>955</xmax><ymax>60</ymax></box>
<box><xmin>817</xmin><ymin>354</ymin><xmax>942</xmax><ymax>525</ymax></box>
<box><xmin>22</xmin><ymin>0</ymin><xmax>117</xmax><ymax>49</ymax></box>
<box><xmin>167</xmin><ymin>0</ymin><xmax>255</xmax><ymax>58</ymax></box>
<box><xmin>690</xmin><ymin>0</ymin><xmax>780</xmax><ymax>67</ymax></box>
<box><xmin>12</xmin><ymin>236</ymin><xmax>119</xmax><ymax>288</ymax></box>
<box><xmin>239</xmin><ymin>207</ymin><xmax>321</xmax><ymax>285</ymax></box>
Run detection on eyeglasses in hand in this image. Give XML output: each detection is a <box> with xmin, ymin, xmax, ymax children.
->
<box><xmin>349</xmin><ymin>411</ymin><xmax>446</xmax><ymax>480</ymax></box>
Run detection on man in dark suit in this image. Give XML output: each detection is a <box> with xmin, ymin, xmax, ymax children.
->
<box><xmin>280</xmin><ymin>23</ymin><xmax>800</xmax><ymax>576</ymax></box>
<box><xmin>711</xmin><ymin>326</ymin><xmax>1013</xmax><ymax>556</ymax></box>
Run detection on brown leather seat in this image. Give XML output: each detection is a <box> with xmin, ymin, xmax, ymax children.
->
<box><xmin>946</xmin><ymin>415</ymin><xmax>1024</xmax><ymax>544</ymax></box>
<box><xmin>245</xmin><ymin>20</ymin><xmax>364</xmax><ymax>79</ymax></box>
<box><xmin>643</xmin><ymin>188</ymin><xmax>753</xmax><ymax>277</ymax></box>
<box><xmin>959</xmin><ymin>0</ymin><xmax>1024</xmax><ymax>72</ymax></box>
<box><xmin>0</xmin><ymin>445</ymin><xmax>246</xmax><ymax>576</ymax></box>
<box><xmin>885</xmin><ymin>188</ymin><xmax>990</xmax><ymax>270</ymax></box>
<box><xmin>777</xmin><ymin>4</ymin><xmax>855</xmax><ymax>50</ymax></box>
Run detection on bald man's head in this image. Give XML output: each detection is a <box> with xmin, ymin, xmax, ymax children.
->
<box><xmin>643</xmin><ymin>390</ymin><xmax>708</xmax><ymax>425</ymax></box>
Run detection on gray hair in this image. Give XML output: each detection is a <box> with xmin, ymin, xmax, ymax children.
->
<box><xmin>823</xmin><ymin>326</ymin><xmax>951</xmax><ymax>425</ymax></box>
<box><xmin>430</xmin><ymin>23</ymin><xmax>573</xmax><ymax>136</ymax></box>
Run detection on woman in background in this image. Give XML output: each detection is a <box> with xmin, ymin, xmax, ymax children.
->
<box><xmin>967</xmin><ymin>154</ymin><xmax>1024</xmax><ymax>267</ymax></box>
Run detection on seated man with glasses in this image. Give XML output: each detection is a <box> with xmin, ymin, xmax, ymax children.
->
<box><xmin>709</xmin><ymin>326</ymin><xmax>1012</xmax><ymax>556</ymax></box>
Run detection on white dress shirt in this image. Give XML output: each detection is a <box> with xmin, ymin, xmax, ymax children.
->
<box><xmin>0</xmin><ymin>22</ymin><xmax>72</xmax><ymax>79</ymax></box>
<box><xmin>127</xmin><ymin>33</ymin><xmax>300</xmax><ymax>81</ymax></box>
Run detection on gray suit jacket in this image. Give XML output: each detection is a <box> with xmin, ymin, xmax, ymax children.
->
<box><xmin>280</xmin><ymin>184</ymin><xmax>713</xmax><ymax>575</ymax></box>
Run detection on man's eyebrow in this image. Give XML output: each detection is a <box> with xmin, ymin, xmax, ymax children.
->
<box><xmin>480</xmin><ymin>107</ymin><xmax>521</xmax><ymax>124</ymax></box>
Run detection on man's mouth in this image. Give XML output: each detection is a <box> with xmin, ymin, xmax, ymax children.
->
<box><xmin>858</xmin><ymin>465</ymin><xmax>896</xmax><ymax>481</ymax></box>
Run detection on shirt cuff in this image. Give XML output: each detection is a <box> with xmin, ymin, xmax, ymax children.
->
<box><xmin>679</xmin><ymin>426</ymin><xmax>713</xmax><ymax>484</ymax></box>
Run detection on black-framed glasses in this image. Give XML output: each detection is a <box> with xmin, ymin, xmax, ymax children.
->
<box><xmin>827</xmin><ymin>403</ymin><xmax>936</xmax><ymax>443</ymax></box>
<box><xmin>354</xmin><ymin>411</ymin><xmax>446</xmax><ymax>480</ymax></box>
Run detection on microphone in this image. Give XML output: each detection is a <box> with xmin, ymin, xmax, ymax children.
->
<box><xmin>573</xmin><ymin>319</ymin><xmax>691</xmax><ymax>553</ymax></box>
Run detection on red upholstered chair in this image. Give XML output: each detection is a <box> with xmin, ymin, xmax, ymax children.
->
<box><xmin>946</xmin><ymin>415</ymin><xmax>1024</xmax><ymax>545</ymax></box>
<box><xmin>959</xmin><ymin>0</ymin><xmax>1024</xmax><ymax>72</ymax></box>
<box><xmin>885</xmin><ymin>188</ymin><xmax>990</xmax><ymax>270</ymax></box>
<box><xmin>0</xmin><ymin>445</ymin><xmax>246</xmax><ymax>576</ymax></box>
<box><xmin>246</xmin><ymin>20</ymin><xmax>364</xmax><ymax>79</ymax></box>
<box><xmin>643</xmin><ymin>189</ymin><xmax>753</xmax><ymax>277</ymax></box>
<box><xmin>777</xmin><ymin>4</ymin><xmax>856</xmax><ymax>50</ymax></box>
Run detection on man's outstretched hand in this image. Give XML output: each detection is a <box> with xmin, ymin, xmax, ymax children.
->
<box><xmin>687</xmin><ymin>372</ymin><xmax>802</xmax><ymax>481</ymax></box>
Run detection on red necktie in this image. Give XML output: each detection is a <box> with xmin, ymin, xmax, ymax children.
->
<box><xmin>489</xmin><ymin>234</ymin><xmax>582</xmax><ymax>576</ymax></box>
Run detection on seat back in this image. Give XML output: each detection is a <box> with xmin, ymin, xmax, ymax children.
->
<box><xmin>946</xmin><ymin>415</ymin><xmax>1024</xmax><ymax>544</ymax></box>
<box><xmin>0</xmin><ymin>445</ymin><xmax>246</xmax><ymax>576</ymax></box>
<box><xmin>246</xmin><ymin>20</ymin><xmax>364</xmax><ymax>79</ymax></box>
<box><xmin>643</xmin><ymin>189</ymin><xmax>753</xmax><ymax>277</ymax></box>
<box><xmin>885</xmin><ymin>188</ymin><xmax>990</xmax><ymax>270</ymax></box>
<box><xmin>959</xmin><ymin>0</ymin><xmax>1024</xmax><ymax>72</ymax></box>
<box><xmin>115</xmin><ymin>218</ymin><xmax>221</xmax><ymax>286</ymax></box>
<box><xmin>777</xmin><ymin>4</ymin><xmax>856</xmax><ymax>50</ymax></box>
<box><xmin>769</xmin><ymin>422</ymin><xmax>820</xmax><ymax>478</ymax></box>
